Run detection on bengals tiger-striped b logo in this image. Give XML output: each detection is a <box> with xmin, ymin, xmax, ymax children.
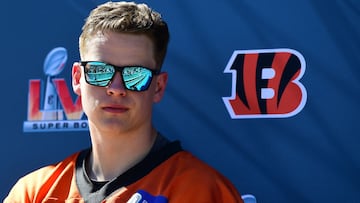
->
<box><xmin>223</xmin><ymin>49</ymin><xmax>307</xmax><ymax>119</ymax></box>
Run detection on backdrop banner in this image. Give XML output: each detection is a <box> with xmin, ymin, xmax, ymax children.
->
<box><xmin>1</xmin><ymin>1</ymin><xmax>359</xmax><ymax>202</ymax></box>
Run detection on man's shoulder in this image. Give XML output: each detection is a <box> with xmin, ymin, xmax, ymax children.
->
<box><xmin>150</xmin><ymin>140</ymin><xmax>230</xmax><ymax>182</ymax></box>
<box><xmin>18</xmin><ymin>150</ymin><xmax>81</xmax><ymax>185</ymax></box>
<box><xmin>4</xmin><ymin>151</ymin><xmax>83</xmax><ymax>202</ymax></box>
<box><xmin>146</xmin><ymin>150</ymin><xmax>243</xmax><ymax>202</ymax></box>
<box><xmin>163</xmin><ymin>150</ymin><xmax>225</xmax><ymax>178</ymax></box>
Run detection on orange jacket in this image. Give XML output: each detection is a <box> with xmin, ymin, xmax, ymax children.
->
<box><xmin>4</xmin><ymin>141</ymin><xmax>243</xmax><ymax>203</ymax></box>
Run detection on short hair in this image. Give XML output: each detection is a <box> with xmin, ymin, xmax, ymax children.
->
<box><xmin>79</xmin><ymin>1</ymin><xmax>170</xmax><ymax>69</ymax></box>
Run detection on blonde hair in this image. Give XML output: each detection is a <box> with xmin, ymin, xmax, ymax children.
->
<box><xmin>79</xmin><ymin>1</ymin><xmax>169</xmax><ymax>69</ymax></box>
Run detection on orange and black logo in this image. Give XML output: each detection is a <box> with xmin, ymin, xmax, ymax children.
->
<box><xmin>223</xmin><ymin>48</ymin><xmax>307</xmax><ymax>118</ymax></box>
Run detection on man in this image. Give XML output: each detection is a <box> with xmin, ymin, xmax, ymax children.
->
<box><xmin>4</xmin><ymin>2</ymin><xmax>244</xmax><ymax>202</ymax></box>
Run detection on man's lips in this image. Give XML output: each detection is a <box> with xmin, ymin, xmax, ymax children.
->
<box><xmin>102</xmin><ymin>105</ymin><xmax>129</xmax><ymax>113</ymax></box>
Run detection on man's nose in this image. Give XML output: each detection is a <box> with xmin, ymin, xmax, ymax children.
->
<box><xmin>106</xmin><ymin>72</ymin><xmax>127</xmax><ymax>96</ymax></box>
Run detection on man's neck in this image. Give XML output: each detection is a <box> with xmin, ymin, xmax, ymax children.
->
<box><xmin>86</xmin><ymin>127</ymin><xmax>158</xmax><ymax>181</ymax></box>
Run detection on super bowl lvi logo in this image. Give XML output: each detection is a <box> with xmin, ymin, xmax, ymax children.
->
<box><xmin>23</xmin><ymin>47</ymin><xmax>88</xmax><ymax>132</ymax></box>
<box><xmin>223</xmin><ymin>48</ymin><xmax>307</xmax><ymax>119</ymax></box>
<box><xmin>42</xmin><ymin>47</ymin><xmax>67</xmax><ymax>120</ymax></box>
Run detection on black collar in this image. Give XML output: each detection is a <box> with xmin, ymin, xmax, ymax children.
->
<box><xmin>75</xmin><ymin>136</ymin><xmax>182</xmax><ymax>203</ymax></box>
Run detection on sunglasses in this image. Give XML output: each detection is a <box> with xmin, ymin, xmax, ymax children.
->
<box><xmin>80</xmin><ymin>61</ymin><xmax>160</xmax><ymax>91</ymax></box>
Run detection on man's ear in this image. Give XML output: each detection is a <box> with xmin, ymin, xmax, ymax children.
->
<box><xmin>153</xmin><ymin>72</ymin><xmax>168</xmax><ymax>103</ymax></box>
<box><xmin>72</xmin><ymin>62</ymin><xmax>82</xmax><ymax>96</ymax></box>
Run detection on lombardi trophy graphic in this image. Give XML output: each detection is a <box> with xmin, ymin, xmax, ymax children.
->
<box><xmin>42</xmin><ymin>47</ymin><xmax>68</xmax><ymax>120</ymax></box>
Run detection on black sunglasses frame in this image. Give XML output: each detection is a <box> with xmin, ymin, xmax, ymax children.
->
<box><xmin>80</xmin><ymin>61</ymin><xmax>161</xmax><ymax>91</ymax></box>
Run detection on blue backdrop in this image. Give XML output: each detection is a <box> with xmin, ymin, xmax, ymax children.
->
<box><xmin>1</xmin><ymin>1</ymin><xmax>359</xmax><ymax>202</ymax></box>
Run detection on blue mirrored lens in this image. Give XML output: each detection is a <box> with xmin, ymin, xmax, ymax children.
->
<box><xmin>123</xmin><ymin>67</ymin><xmax>152</xmax><ymax>91</ymax></box>
<box><xmin>85</xmin><ymin>62</ymin><xmax>114</xmax><ymax>87</ymax></box>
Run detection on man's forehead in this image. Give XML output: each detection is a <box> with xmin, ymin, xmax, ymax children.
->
<box><xmin>82</xmin><ymin>31</ymin><xmax>156</xmax><ymax>68</ymax></box>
